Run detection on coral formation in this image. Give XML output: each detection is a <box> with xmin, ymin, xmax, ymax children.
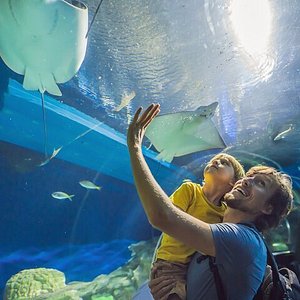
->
<box><xmin>4</xmin><ymin>238</ymin><xmax>158</xmax><ymax>300</ymax></box>
<box><xmin>4</xmin><ymin>268</ymin><xmax>66</xmax><ymax>299</ymax></box>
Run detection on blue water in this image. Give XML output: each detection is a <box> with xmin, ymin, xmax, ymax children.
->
<box><xmin>0</xmin><ymin>70</ymin><xmax>181</xmax><ymax>296</ymax></box>
<box><xmin>0</xmin><ymin>240</ymin><xmax>134</xmax><ymax>296</ymax></box>
<box><xmin>0</xmin><ymin>141</ymin><xmax>160</xmax><ymax>295</ymax></box>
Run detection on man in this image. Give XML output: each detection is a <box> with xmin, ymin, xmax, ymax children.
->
<box><xmin>127</xmin><ymin>104</ymin><xmax>293</xmax><ymax>300</ymax></box>
<box><xmin>150</xmin><ymin>153</ymin><xmax>244</xmax><ymax>300</ymax></box>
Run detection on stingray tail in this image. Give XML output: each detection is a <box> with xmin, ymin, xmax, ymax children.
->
<box><xmin>86</xmin><ymin>0</ymin><xmax>104</xmax><ymax>38</ymax></box>
<box><xmin>41</xmin><ymin>92</ymin><xmax>48</xmax><ymax>159</ymax></box>
<box><xmin>23</xmin><ymin>68</ymin><xmax>62</xmax><ymax>96</ymax></box>
<box><xmin>40</xmin><ymin>73</ymin><xmax>62</xmax><ymax>96</ymax></box>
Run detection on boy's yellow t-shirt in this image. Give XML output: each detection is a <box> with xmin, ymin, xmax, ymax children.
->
<box><xmin>155</xmin><ymin>181</ymin><xmax>227</xmax><ymax>264</ymax></box>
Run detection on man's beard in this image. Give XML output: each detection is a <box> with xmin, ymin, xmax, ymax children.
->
<box><xmin>224</xmin><ymin>192</ymin><xmax>236</xmax><ymax>204</ymax></box>
<box><xmin>224</xmin><ymin>192</ymin><xmax>249</xmax><ymax>212</ymax></box>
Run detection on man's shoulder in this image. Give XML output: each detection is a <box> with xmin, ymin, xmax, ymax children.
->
<box><xmin>211</xmin><ymin>222</ymin><xmax>265</xmax><ymax>255</ymax></box>
<box><xmin>211</xmin><ymin>222</ymin><xmax>258</xmax><ymax>231</ymax></box>
<box><xmin>208</xmin><ymin>223</ymin><xmax>266</xmax><ymax>270</ymax></box>
<box><xmin>211</xmin><ymin>222</ymin><xmax>262</xmax><ymax>238</ymax></box>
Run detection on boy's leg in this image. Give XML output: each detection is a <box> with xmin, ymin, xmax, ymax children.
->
<box><xmin>168</xmin><ymin>294</ymin><xmax>182</xmax><ymax>300</ymax></box>
<box><xmin>150</xmin><ymin>259</ymin><xmax>187</xmax><ymax>300</ymax></box>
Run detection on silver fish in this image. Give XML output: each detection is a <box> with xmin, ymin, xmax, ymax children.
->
<box><xmin>273</xmin><ymin>124</ymin><xmax>294</xmax><ymax>141</ymax></box>
<box><xmin>51</xmin><ymin>192</ymin><xmax>74</xmax><ymax>201</ymax></box>
<box><xmin>79</xmin><ymin>180</ymin><xmax>102</xmax><ymax>190</ymax></box>
<box><xmin>39</xmin><ymin>147</ymin><xmax>63</xmax><ymax>167</ymax></box>
<box><xmin>113</xmin><ymin>91</ymin><xmax>136</xmax><ymax>112</ymax></box>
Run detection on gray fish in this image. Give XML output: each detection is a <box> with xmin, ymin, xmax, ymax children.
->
<box><xmin>51</xmin><ymin>192</ymin><xmax>74</xmax><ymax>201</ymax></box>
<box><xmin>79</xmin><ymin>180</ymin><xmax>102</xmax><ymax>190</ymax></box>
<box><xmin>39</xmin><ymin>147</ymin><xmax>63</xmax><ymax>167</ymax></box>
<box><xmin>273</xmin><ymin>124</ymin><xmax>294</xmax><ymax>141</ymax></box>
<box><xmin>113</xmin><ymin>91</ymin><xmax>136</xmax><ymax>112</ymax></box>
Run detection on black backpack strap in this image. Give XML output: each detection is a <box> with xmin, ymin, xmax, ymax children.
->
<box><xmin>196</xmin><ymin>223</ymin><xmax>286</xmax><ymax>300</ymax></box>
<box><xmin>196</xmin><ymin>254</ymin><xmax>227</xmax><ymax>300</ymax></box>
<box><xmin>261</xmin><ymin>238</ymin><xmax>286</xmax><ymax>295</ymax></box>
<box><xmin>209</xmin><ymin>256</ymin><xmax>227</xmax><ymax>300</ymax></box>
<box><xmin>239</xmin><ymin>223</ymin><xmax>286</xmax><ymax>296</ymax></box>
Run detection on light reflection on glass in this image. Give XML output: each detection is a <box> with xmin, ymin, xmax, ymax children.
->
<box><xmin>230</xmin><ymin>0</ymin><xmax>272</xmax><ymax>57</ymax></box>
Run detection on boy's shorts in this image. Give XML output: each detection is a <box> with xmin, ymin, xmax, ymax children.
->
<box><xmin>149</xmin><ymin>259</ymin><xmax>189</xmax><ymax>300</ymax></box>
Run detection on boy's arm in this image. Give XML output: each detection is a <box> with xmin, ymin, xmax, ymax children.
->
<box><xmin>127</xmin><ymin>104</ymin><xmax>215</xmax><ymax>256</ymax></box>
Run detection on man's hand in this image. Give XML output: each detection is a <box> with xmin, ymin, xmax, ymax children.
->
<box><xmin>127</xmin><ymin>103</ymin><xmax>160</xmax><ymax>149</ymax></box>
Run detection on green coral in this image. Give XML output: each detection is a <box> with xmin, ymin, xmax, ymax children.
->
<box><xmin>4</xmin><ymin>268</ymin><xmax>66</xmax><ymax>300</ymax></box>
<box><xmin>4</xmin><ymin>238</ymin><xmax>158</xmax><ymax>300</ymax></box>
<box><xmin>91</xmin><ymin>295</ymin><xmax>114</xmax><ymax>300</ymax></box>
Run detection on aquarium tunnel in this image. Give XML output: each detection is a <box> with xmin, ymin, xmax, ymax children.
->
<box><xmin>0</xmin><ymin>0</ymin><xmax>300</xmax><ymax>299</ymax></box>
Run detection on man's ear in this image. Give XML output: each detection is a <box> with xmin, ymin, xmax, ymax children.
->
<box><xmin>262</xmin><ymin>202</ymin><xmax>273</xmax><ymax>215</ymax></box>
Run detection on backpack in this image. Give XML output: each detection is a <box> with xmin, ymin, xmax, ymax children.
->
<box><xmin>252</xmin><ymin>241</ymin><xmax>300</xmax><ymax>300</ymax></box>
<box><xmin>199</xmin><ymin>223</ymin><xmax>300</xmax><ymax>300</ymax></box>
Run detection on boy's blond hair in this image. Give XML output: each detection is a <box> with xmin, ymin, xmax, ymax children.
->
<box><xmin>209</xmin><ymin>153</ymin><xmax>245</xmax><ymax>182</ymax></box>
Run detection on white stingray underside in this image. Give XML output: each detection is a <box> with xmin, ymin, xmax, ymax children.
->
<box><xmin>0</xmin><ymin>0</ymin><xmax>88</xmax><ymax>96</ymax></box>
<box><xmin>145</xmin><ymin>109</ymin><xmax>226</xmax><ymax>162</ymax></box>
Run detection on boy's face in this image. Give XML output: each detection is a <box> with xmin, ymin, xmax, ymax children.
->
<box><xmin>203</xmin><ymin>156</ymin><xmax>235</xmax><ymax>189</ymax></box>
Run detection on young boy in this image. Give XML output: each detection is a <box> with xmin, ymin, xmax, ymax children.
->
<box><xmin>149</xmin><ymin>153</ymin><xmax>245</xmax><ymax>300</ymax></box>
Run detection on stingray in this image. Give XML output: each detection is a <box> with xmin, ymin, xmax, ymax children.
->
<box><xmin>145</xmin><ymin>102</ymin><xmax>226</xmax><ymax>162</ymax></box>
<box><xmin>0</xmin><ymin>0</ymin><xmax>106</xmax><ymax>158</ymax></box>
<box><xmin>0</xmin><ymin>0</ymin><xmax>88</xmax><ymax>96</ymax></box>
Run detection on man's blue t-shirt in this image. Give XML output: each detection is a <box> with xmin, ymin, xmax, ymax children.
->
<box><xmin>187</xmin><ymin>223</ymin><xmax>267</xmax><ymax>300</ymax></box>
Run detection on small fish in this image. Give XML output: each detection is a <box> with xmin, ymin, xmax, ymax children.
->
<box><xmin>39</xmin><ymin>125</ymin><xmax>100</xmax><ymax>168</ymax></box>
<box><xmin>50</xmin><ymin>147</ymin><xmax>62</xmax><ymax>158</ymax></box>
<box><xmin>51</xmin><ymin>192</ymin><xmax>74</xmax><ymax>201</ymax></box>
<box><xmin>273</xmin><ymin>124</ymin><xmax>294</xmax><ymax>141</ymax></box>
<box><xmin>113</xmin><ymin>91</ymin><xmax>136</xmax><ymax>112</ymax></box>
<box><xmin>79</xmin><ymin>180</ymin><xmax>102</xmax><ymax>190</ymax></box>
<box><xmin>39</xmin><ymin>147</ymin><xmax>63</xmax><ymax>166</ymax></box>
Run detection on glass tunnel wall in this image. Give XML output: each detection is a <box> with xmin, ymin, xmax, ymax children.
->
<box><xmin>0</xmin><ymin>0</ymin><xmax>300</xmax><ymax>299</ymax></box>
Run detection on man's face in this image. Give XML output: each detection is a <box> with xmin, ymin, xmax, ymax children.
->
<box><xmin>224</xmin><ymin>173</ymin><xmax>278</xmax><ymax>215</ymax></box>
<box><xmin>204</xmin><ymin>156</ymin><xmax>235</xmax><ymax>189</ymax></box>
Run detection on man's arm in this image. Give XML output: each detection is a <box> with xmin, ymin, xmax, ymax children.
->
<box><xmin>127</xmin><ymin>104</ymin><xmax>215</xmax><ymax>256</ymax></box>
